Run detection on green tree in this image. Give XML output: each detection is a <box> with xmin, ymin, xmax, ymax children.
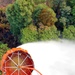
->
<box><xmin>33</xmin><ymin>0</ymin><xmax>45</xmax><ymax>4</ymax></box>
<box><xmin>67</xmin><ymin>0</ymin><xmax>75</xmax><ymax>25</ymax></box>
<box><xmin>33</xmin><ymin>0</ymin><xmax>53</xmax><ymax>7</ymax></box>
<box><xmin>72</xmin><ymin>6</ymin><xmax>75</xmax><ymax>16</ymax></box>
<box><xmin>52</xmin><ymin>0</ymin><xmax>64</xmax><ymax>11</ymax></box>
<box><xmin>55</xmin><ymin>1</ymin><xmax>72</xmax><ymax>35</ymax></box>
<box><xmin>0</xmin><ymin>42</ymin><xmax>9</xmax><ymax>60</ymax></box>
<box><xmin>59</xmin><ymin>5</ymin><xmax>71</xmax><ymax>27</ymax></box>
<box><xmin>20</xmin><ymin>25</ymin><xmax>59</xmax><ymax>43</ymax></box>
<box><xmin>71</xmin><ymin>6</ymin><xmax>75</xmax><ymax>25</ymax></box>
<box><xmin>6</xmin><ymin>0</ymin><xmax>34</xmax><ymax>36</ymax></box>
<box><xmin>0</xmin><ymin>42</ymin><xmax>9</xmax><ymax>75</ymax></box>
<box><xmin>63</xmin><ymin>25</ymin><xmax>75</xmax><ymax>40</ymax></box>
<box><xmin>66</xmin><ymin>0</ymin><xmax>75</xmax><ymax>8</ymax></box>
<box><xmin>39</xmin><ymin>25</ymin><xmax>59</xmax><ymax>41</ymax></box>
<box><xmin>20</xmin><ymin>24</ymin><xmax>38</xmax><ymax>43</ymax></box>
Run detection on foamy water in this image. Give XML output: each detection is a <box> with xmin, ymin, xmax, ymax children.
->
<box><xmin>18</xmin><ymin>39</ymin><xmax>75</xmax><ymax>75</ymax></box>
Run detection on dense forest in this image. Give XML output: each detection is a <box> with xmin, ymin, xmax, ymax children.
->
<box><xmin>0</xmin><ymin>0</ymin><xmax>75</xmax><ymax>74</ymax></box>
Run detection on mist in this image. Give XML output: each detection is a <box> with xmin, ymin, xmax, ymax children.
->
<box><xmin>18</xmin><ymin>39</ymin><xmax>75</xmax><ymax>75</ymax></box>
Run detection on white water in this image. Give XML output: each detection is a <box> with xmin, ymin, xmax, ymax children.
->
<box><xmin>18</xmin><ymin>39</ymin><xmax>75</xmax><ymax>75</ymax></box>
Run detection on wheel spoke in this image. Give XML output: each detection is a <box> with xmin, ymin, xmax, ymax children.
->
<box><xmin>8</xmin><ymin>56</ymin><xmax>18</xmax><ymax>67</ymax></box>
<box><xmin>20</xmin><ymin>68</ymin><xmax>28</xmax><ymax>75</ymax></box>
<box><xmin>18</xmin><ymin>69</ymin><xmax>20</xmax><ymax>75</ymax></box>
<box><xmin>5</xmin><ymin>67</ymin><xmax>17</xmax><ymax>69</ymax></box>
<box><xmin>25</xmin><ymin>65</ymin><xmax>33</xmax><ymax>67</ymax></box>
<box><xmin>20</xmin><ymin>55</ymin><xmax>28</xmax><ymax>66</ymax></box>
<box><xmin>18</xmin><ymin>51</ymin><xmax>20</xmax><ymax>66</ymax></box>
<box><xmin>11</xmin><ymin>69</ymin><xmax>17</xmax><ymax>75</ymax></box>
<box><xmin>21</xmin><ymin>65</ymin><xmax>33</xmax><ymax>68</ymax></box>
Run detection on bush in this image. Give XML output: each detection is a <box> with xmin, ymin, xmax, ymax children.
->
<box><xmin>6</xmin><ymin>0</ymin><xmax>34</xmax><ymax>36</ymax></box>
<box><xmin>62</xmin><ymin>25</ymin><xmax>75</xmax><ymax>40</ymax></box>
<box><xmin>20</xmin><ymin>24</ymin><xmax>38</xmax><ymax>43</ymax></box>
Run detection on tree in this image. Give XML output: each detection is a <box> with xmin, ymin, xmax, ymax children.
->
<box><xmin>55</xmin><ymin>0</ymin><xmax>72</xmax><ymax>36</ymax></box>
<box><xmin>20</xmin><ymin>24</ymin><xmax>59</xmax><ymax>43</ymax></box>
<box><xmin>33</xmin><ymin>0</ymin><xmax>53</xmax><ymax>7</ymax></box>
<box><xmin>0</xmin><ymin>42</ymin><xmax>9</xmax><ymax>75</ymax></box>
<box><xmin>38</xmin><ymin>8</ymin><xmax>57</xmax><ymax>26</ymax></box>
<box><xmin>6</xmin><ymin>0</ymin><xmax>34</xmax><ymax>36</ymax></box>
<box><xmin>66</xmin><ymin>0</ymin><xmax>75</xmax><ymax>8</ymax></box>
<box><xmin>32</xmin><ymin>4</ymin><xmax>57</xmax><ymax>40</ymax></box>
<box><xmin>0</xmin><ymin>42</ymin><xmax>9</xmax><ymax>60</ymax></box>
<box><xmin>66</xmin><ymin>0</ymin><xmax>75</xmax><ymax>26</ymax></box>
<box><xmin>59</xmin><ymin>5</ymin><xmax>71</xmax><ymax>26</ymax></box>
<box><xmin>33</xmin><ymin>0</ymin><xmax>45</xmax><ymax>4</ymax></box>
<box><xmin>62</xmin><ymin>25</ymin><xmax>75</xmax><ymax>40</ymax></box>
<box><xmin>72</xmin><ymin>6</ymin><xmax>75</xmax><ymax>16</ymax></box>
<box><xmin>39</xmin><ymin>25</ymin><xmax>59</xmax><ymax>41</ymax></box>
<box><xmin>71</xmin><ymin>6</ymin><xmax>75</xmax><ymax>25</ymax></box>
<box><xmin>20</xmin><ymin>24</ymin><xmax>38</xmax><ymax>43</ymax></box>
<box><xmin>32</xmin><ymin>4</ymin><xmax>57</xmax><ymax>27</ymax></box>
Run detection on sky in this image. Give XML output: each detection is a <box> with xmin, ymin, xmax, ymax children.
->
<box><xmin>18</xmin><ymin>39</ymin><xmax>75</xmax><ymax>75</ymax></box>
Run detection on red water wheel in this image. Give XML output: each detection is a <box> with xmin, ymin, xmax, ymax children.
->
<box><xmin>0</xmin><ymin>48</ymin><xmax>35</xmax><ymax>75</ymax></box>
